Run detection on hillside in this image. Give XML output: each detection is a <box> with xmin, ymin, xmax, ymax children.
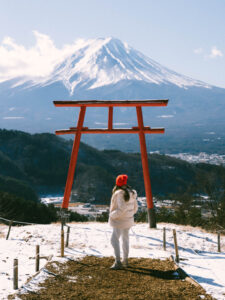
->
<box><xmin>0</xmin><ymin>129</ymin><xmax>224</xmax><ymax>205</ymax></box>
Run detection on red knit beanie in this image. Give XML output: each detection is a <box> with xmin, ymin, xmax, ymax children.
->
<box><xmin>116</xmin><ymin>174</ymin><xmax>128</xmax><ymax>187</ymax></box>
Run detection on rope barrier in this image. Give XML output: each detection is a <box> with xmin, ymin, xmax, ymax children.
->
<box><xmin>0</xmin><ymin>216</ymin><xmax>41</xmax><ymax>226</ymax></box>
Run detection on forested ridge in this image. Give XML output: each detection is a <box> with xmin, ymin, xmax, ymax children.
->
<box><xmin>0</xmin><ymin>129</ymin><xmax>224</xmax><ymax>224</ymax></box>
<box><xmin>0</xmin><ymin>128</ymin><xmax>225</xmax><ymax>202</ymax></box>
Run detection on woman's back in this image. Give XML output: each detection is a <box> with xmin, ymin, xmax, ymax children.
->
<box><xmin>109</xmin><ymin>188</ymin><xmax>138</xmax><ymax>229</ymax></box>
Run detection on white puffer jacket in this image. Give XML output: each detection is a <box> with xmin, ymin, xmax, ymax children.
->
<box><xmin>109</xmin><ymin>188</ymin><xmax>138</xmax><ymax>229</ymax></box>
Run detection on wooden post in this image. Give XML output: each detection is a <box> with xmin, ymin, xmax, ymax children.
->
<box><xmin>66</xmin><ymin>226</ymin><xmax>70</xmax><ymax>247</ymax></box>
<box><xmin>6</xmin><ymin>220</ymin><xmax>13</xmax><ymax>240</ymax></box>
<box><xmin>13</xmin><ymin>259</ymin><xmax>18</xmax><ymax>290</ymax></box>
<box><xmin>173</xmin><ymin>229</ymin><xmax>179</xmax><ymax>263</ymax></box>
<box><xmin>218</xmin><ymin>232</ymin><xmax>221</xmax><ymax>252</ymax></box>
<box><xmin>163</xmin><ymin>227</ymin><xmax>166</xmax><ymax>251</ymax></box>
<box><xmin>35</xmin><ymin>245</ymin><xmax>40</xmax><ymax>272</ymax></box>
<box><xmin>61</xmin><ymin>227</ymin><xmax>64</xmax><ymax>257</ymax></box>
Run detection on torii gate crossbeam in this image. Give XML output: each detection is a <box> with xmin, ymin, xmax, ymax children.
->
<box><xmin>53</xmin><ymin>99</ymin><xmax>169</xmax><ymax>228</ymax></box>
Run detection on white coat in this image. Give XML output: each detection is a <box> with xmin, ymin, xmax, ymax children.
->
<box><xmin>109</xmin><ymin>188</ymin><xmax>138</xmax><ymax>229</ymax></box>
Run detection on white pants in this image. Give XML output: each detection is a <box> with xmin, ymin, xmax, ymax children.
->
<box><xmin>111</xmin><ymin>227</ymin><xmax>130</xmax><ymax>261</ymax></box>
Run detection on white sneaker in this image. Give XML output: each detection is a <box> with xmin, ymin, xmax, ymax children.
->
<box><xmin>110</xmin><ymin>261</ymin><xmax>123</xmax><ymax>270</ymax></box>
<box><xmin>122</xmin><ymin>259</ymin><xmax>128</xmax><ymax>268</ymax></box>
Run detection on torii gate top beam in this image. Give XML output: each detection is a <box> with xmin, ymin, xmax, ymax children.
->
<box><xmin>53</xmin><ymin>99</ymin><xmax>168</xmax><ymax>107</ymax></box>
<box><xmin>54</xmin><ymin>99</ymin><xmax>168</xmax><ymax>136</ymax></box>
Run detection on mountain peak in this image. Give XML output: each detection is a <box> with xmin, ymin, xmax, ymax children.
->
<box><xmin>54</xmin><ymin>37</ymin><xmax>211</xmax><ymax>94</ymax></box>
<box><xmin>4</xmin><ymin>36</ymin><xmax>211</xmax><ymax>94</ymax></box>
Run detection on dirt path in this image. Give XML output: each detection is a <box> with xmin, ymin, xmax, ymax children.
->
<box><xmin>11</xmin><ymin>256</ymin><xmax>214</xmax><ymax>300</ymax></box>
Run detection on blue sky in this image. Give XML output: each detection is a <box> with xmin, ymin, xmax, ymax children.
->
<box><xmin>0</xmin><ymin>0</ymin><xmax>224</xmax><ymax>88</ymax></box>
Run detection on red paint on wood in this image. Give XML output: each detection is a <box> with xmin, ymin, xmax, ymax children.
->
<box><xmin>55</xmin><ymin>128</ymin><xmax>165</xmax><ymax>135</ymax></box>
<box><xmin>53</xmin><ymin>99</ymin><xmax>168</xmax><ymax>107</ymax></box>
<box><xmin>62</xmin><ymin>106</ymin><xmax>86</xmax><ymax>209</ymax></box>
<box><xmin>108</xmin><ymin>107</ymin><xmax>113</xmax><ymax>130</ymax></box>
<box><xmin>136</xmin><ymin>106</ymin><xmax>154</xmax><ymax>209</ymax></box>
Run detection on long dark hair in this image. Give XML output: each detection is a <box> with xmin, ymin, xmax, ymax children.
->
<box><xmin>112</xmin><ymin>185</ymin><xmax>134</xmax><ymax>202</ymax></box>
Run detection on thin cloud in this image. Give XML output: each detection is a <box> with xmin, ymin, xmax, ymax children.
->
<box><xmin>194</xmin><ymin>48</ymin><xmax>203</xmax><ymax>54</ymax></box>
<box><xmin>95</xmin><ymin>122</ymin><xmax>107</xmax><ymax>125</ymax></box>
<box><xmin>3</xmin><ymin>116</ymin><xmax>24</xmax><ymax>120</ymax></box>
<box><xmin>157</xmin><ymin>115</ymin><xmax>174</xmax><ymax>118</ymax></box>
<box><xmin>194</xmin><ymin>46</ymin><xmax>223</xmax><ymax>60</ymax></box>
<box><xmin>208</xmin><ymin>46</ymin><xmax>223</xmax><ymax>59</ymax></box>
<box><xmin>114</xmin><ymin>122</ymin><xmax>129</xmax><ymax>125</ymax></box>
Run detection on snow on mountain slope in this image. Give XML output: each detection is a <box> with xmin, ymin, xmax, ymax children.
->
<box><xmin>7</xmin><ymin>37</ymin><xmax>211</xmax><ymax>94</ymax></box>
<box><xmin>56</xmin><ymin>38</ymin><xmax>212</xmax><ymax>94</ymax></box>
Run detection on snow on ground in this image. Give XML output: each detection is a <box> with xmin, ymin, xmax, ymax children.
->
<box><xmin>0</xmin><ymin>222</ymin><xmax>225</xmax><ymax>299</ymax></box>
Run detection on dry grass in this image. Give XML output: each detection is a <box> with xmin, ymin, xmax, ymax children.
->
<box><xmin>11</xmin><ymin>256</ymin><xmax>214</xmax><ymax>300</ymax></box>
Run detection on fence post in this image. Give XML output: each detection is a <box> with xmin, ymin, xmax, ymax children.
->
<box><xmin>6</xmin><ymin>220</ymin><xmax>13</xmax><ymax>240</ymax></box>
<box><xmin>163</xmin><ymin>227</ymin><xmax>166</xmax><ymax>251</ymax></box>
<box><xmin>13</xmin><ymin>259</ymin><xmax>18</xmax><ymax>289</ymax></box>
<box><xmin>36</xmin><ymin>245</ymin><xmax>40</xmax><ymax>272</ymax></box>
<box><xmin>66</xmin><ymin>226</ymin><xmax>70</xmax><ymax>247</ymax></box>
<box><xmin>218</xmin><ymin>232</ymin><xmax>221</xmax><ymax>252</ymax></box>
<box><xmin>61</xmin><ymin>225</ymin><xmax>64</xmax><ymax>257</ymax></box>
<box><xmin>173</xmin><ymin>229</ymin><xmax>179</xmax><ymax>263</ymax></box>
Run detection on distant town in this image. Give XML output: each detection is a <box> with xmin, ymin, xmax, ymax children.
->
<box><xmin>41</xmin><ymin>194</ymin><xmax>213</xmax><ymax>221</ymax></box>
<box><xmin>167</xmin><ymin>152</ymin><xmax>225</xmax><ymax>166</ymax></box>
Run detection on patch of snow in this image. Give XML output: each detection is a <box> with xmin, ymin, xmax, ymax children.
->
<box><xmin>40</xmin><ymin>197</ymin><xmax>63</xmax><ymax>205</ymax></box>
<box><xmin>66</xmin><ymin>275</ymin><xmax>77</xmax><ymax>282</ymax></box>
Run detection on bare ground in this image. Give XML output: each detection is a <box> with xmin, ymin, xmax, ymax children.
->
<box><xmin>10</xmin><ymin>256</ymin><xmax>214</xmax><ymax>300</ymax></box>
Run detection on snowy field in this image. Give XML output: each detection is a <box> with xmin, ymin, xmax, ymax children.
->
<box><xmin>0</xmin><ymin>222</ymin><xmax>225</xmax><ymax>300</ymax></box>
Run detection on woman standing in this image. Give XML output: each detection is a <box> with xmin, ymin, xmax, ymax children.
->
<box><xmin>109</xmin><ymin>174</ymin><xmax>138</xmax><ymax>269</ymax></box>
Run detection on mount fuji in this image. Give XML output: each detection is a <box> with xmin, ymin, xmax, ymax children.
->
<box><xmin>0</xmin><ymin>37</ymin><xmax>224</xmax><ymax>151</ymax></box>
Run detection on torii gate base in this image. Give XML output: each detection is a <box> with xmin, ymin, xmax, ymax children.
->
<box><xmin>54</xmin><ymin>100</ymin><xmax>168</xmax><ymax>228</ymax></box>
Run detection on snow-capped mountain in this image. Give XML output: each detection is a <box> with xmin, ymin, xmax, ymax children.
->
<box><xmin>9</xmin><ymin>37</ymin><xmax>211</xmax><ymax>94</ymax></box>
<box><xmin>49</xmin><ymin>37</ymin><xmax>211</xmax><ymax>94</ymax></box>
<box><xmin>0</xmin><ymin>37</ymin><xmax>224</xmax><ymax>148</ymax></box>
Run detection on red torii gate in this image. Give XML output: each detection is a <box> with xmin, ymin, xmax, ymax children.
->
<box><xmin>53</xmin><ymin>99</ymin><xmax>168</xmax><ymax>228</ymax></box>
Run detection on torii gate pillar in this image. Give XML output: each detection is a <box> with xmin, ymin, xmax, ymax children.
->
<box><xmin>136</xmin><ymin>106</ymin><xmax>156</xmax><ymax>227</ymax></box>
<box><xmin>54</xmin><ymin>99</ymin><xmax>168</xmax><ymax>228</ymax></box>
